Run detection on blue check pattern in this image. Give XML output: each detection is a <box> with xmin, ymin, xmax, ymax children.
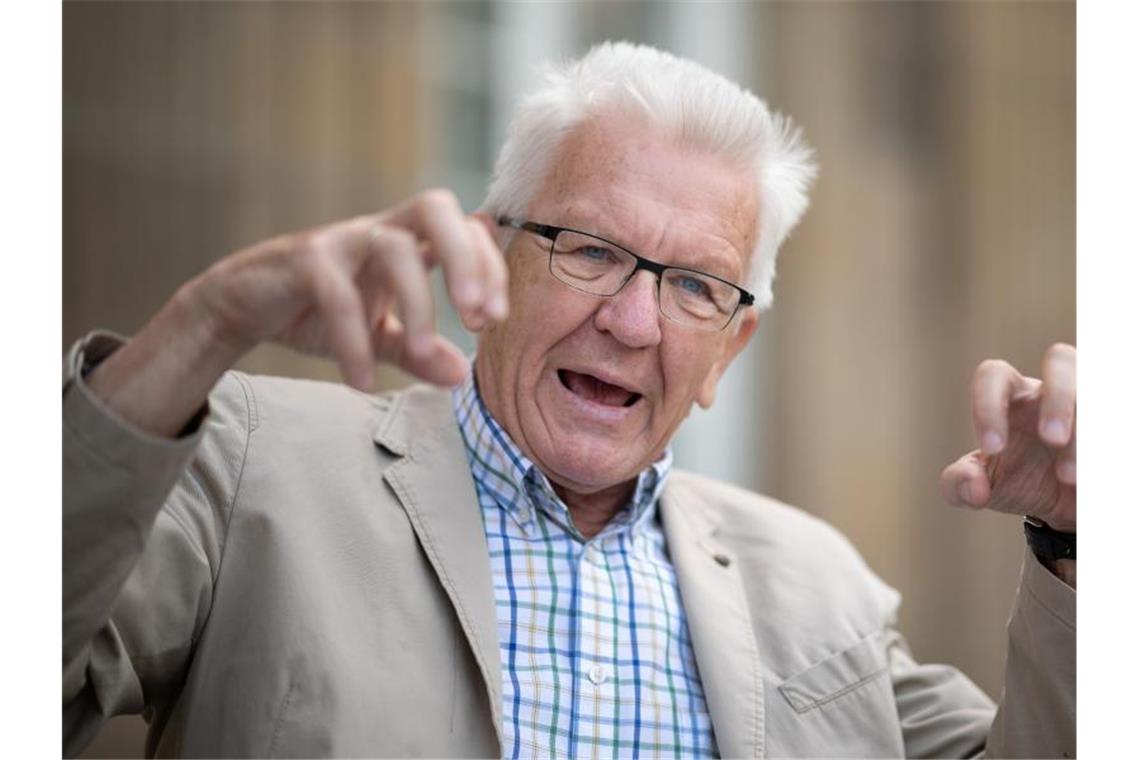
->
<box><xmin>453</xmin><ymin>372</ymin><xmax>717</xmax><ymax>759</ymax></box>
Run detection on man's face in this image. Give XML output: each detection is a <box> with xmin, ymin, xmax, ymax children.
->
<box><xmin>475</xmin><ymin>116</ymin><xmax>760</xmax><ymax>497</ymax></box>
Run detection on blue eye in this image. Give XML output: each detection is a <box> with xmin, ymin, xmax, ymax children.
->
<box><xmin>579</xmin><ymin>246</ymin><xmax>612</xmax><ymax>262</ymax></box>
<box><xmin>677</xmin><ymin>275</ymin><xmax>710</xmax><ymax>296</ymax></box>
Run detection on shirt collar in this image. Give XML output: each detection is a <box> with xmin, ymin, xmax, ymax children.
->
<box><xmin>452</xmin><ymin>367</ymin><xmax>672</xmax><ymax>541</ymax></box>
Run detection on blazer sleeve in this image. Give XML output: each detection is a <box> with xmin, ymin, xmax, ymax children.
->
<box><xmin>886</xmin><ymin>548</ymin><xmax>1076</xmax><ymax>759</ymax></box>
<box><xmin>886</xmin><ymin>627</ymin><xmax>995</xmax><ymax>758</ymax></box>
<box><xmin>983</xmin><ymin>549</ymin><xmax>1076</xmax><ymax>758</ymax></box>
<box><xmin>62</xmin><ymin>331</ymin><xmax>253</xmax><ymax>757</ymax></box>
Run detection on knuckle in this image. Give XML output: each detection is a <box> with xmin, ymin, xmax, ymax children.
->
<box><xmin>418</xmin><ymin>187</ymin><xmax>460</xmax><ymax>216</ymax></box>
<box><xmin>301</xmin><ymin>227</ymin><xmax>337</xmax><ymax>255</ymax></box>
<box><xmin>1045</xmin><ymin>342</ymin><xmax>1076</xmax><ymax>361</ymax></box>
<box><xmin>370</xmin><ymin>224</ymin><xmax>416</xmax><ymax>252</ymax></box>
<box><xmin>291</xmin><ymin>234</ymin><xmax>336</xmax><ymax>275</ymax></box>
<box><xmin>973</xmin><ymin>358</ymin><xmax>1007</xmax><ymax>384</ymax></box>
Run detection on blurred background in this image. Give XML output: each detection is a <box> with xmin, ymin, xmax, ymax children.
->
<box><xmin>64</xmin><ymin>1</ymin><xmax>1074</xmax><ymax>756</ymax></box>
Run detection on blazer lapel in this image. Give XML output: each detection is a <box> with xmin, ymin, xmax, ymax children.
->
<box><xmin>373</xmin><ymin>385</ymin><xmax>503</xmax><ymax>751</ymax></box>
<box><xmin>661</xmin><ymin>477</ymin><xmax>766</xmax><ymax>759</ymax></box>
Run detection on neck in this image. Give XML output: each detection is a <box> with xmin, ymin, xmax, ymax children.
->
<box><xmin>553</xmin><ymin>480</ymin><xmax>638</xmax><ymax>540</ymax></box>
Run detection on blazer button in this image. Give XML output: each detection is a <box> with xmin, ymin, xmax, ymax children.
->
<box><xmin>713</xmin><ymin>553</ymin><xmax>731</xmax><ymax>567</ymax></box>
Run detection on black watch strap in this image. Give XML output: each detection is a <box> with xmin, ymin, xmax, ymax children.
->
<box><xmin>1023</xmin><ymin>517</ymin><xmax>1076</xmax><ymax>563</ymax></box>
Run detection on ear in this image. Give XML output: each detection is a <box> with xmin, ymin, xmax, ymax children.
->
<box><xmin>695</xmin><ymin>308</ymin><xmax>760</xmax><ymax>409</ymax></box>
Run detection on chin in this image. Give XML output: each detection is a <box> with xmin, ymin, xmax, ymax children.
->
<box><xmin>540</xmin><ymin>442</ymin><xmax>647</xmax><ymax>495</ymax></box>
<box><xmin>526</xmin><ymin>368</ymin><xmax>661</xmax><ymax>492</ymax></box>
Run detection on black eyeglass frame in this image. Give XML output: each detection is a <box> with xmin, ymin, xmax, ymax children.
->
<box><xmin>497</xmin><ymin>217</ymin><xmax>756</xmax><ymax>330</ymax></box>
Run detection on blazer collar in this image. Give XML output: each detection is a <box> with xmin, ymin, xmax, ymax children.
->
<box><xmin>373</xmin><ymin>384</ymin><xmax>504</xmax><ymax>753</ymax></box>
<box><xmin>661</xmin><ymin>475</ymin><xmax>767</xmax><ymax>759</ymax></box>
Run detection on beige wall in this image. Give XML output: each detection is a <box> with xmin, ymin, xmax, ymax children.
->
<box><xmin>759</xmin><ymin>0</ymin><xmax>1073</xmax><ymax>703</ymax></box>
<box><xmin>64</xmin><ymin>2</ymin><xmax>1073</xmax><ymax>756</ymax></box>
<box><xmin>64</xmin><ymin>0</ymin><xmax>426</xmax><ymax>389</ymax></box>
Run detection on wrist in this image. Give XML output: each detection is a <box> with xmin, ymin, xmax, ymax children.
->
<box><xmin>85</xmin><ymin>281</ymin><xmax>248</xmax><ymax>438</ymax></box>
<box><xmin>1052</xmin><ymin>557</ymin><xmax>1077</xmax><ymax>589</ymax></box>
<box><xmin>1024</xmin><ymin>517</ymin><xmax>1076</xmax><ymax>585</ymax></box>
<box><xmin>169</xmin><ymin>275</ymin><xmax>251</xmax><ymax>370</ymax></box>
<box><xmin>1041</xmin><ymin>515</ymin><xmax>1077</xmax><ymax>534</ymax></box>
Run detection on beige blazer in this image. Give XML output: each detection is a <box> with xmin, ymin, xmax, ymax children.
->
<box><xmin>63</xmin><ymin>333</ymin><xmax>1075</xmax><ymax>758</ymax></box>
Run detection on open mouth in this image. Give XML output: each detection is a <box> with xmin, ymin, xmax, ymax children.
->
<box><xmin>558</xmin><ymin>369</ymin><xmax>642</xmax><ymax>408</ymax></box>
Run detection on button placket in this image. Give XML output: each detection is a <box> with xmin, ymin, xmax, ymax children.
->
<box><xmin>579</xmin><ymin>540</ymin><xmax>612</xmax><ymax>699</ymax></box>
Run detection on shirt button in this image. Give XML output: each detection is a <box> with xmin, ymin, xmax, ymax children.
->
<box><xmin>587</xmin><ymin>664</ymin><xmax>607</xmax><ymax>685</ymax></box>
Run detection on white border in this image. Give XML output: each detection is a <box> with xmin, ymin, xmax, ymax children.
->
<box><xmin>1077</xmin><ymin>1</ymin><xmax>1137</xmax><ymax>755</ymax></box>
<box><xmin>3</xmin><ymin>0</ymin><xmax>61</xmax><ymax>756</ymax></box>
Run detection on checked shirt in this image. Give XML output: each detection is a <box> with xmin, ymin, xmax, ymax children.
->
<box><xmin>453</xmin><ymin>373</ymin><xmax>717</xmax><ymax>759</ymax></box>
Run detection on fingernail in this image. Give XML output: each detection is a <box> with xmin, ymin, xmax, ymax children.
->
<box><xmin>981</xmin><ymin>432</ymin><xmax>1004</xmax><ymax>455</ymax></box>
<box><xmin>487</xmin><ymin>293</ymin><xmax>508</xmax><ymax>320</ymax></box>
<box><xmin>1041</xmin><ymin>418</ymin><xmax>1066</xmax><ymax>443</ymax></box>
<box><xmin>957</xmin><ymin>482</ymin><xmax>973</xmax><ymax>505</ymax></box>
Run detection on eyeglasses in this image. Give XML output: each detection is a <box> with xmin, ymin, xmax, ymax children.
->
<box><xmin>497</xmin><ymin>217</ymin><xmax>755</xmax><ymax>332</ymax></box>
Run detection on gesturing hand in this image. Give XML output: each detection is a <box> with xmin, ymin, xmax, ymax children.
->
<box><xmin>192</xmin><ymin>188</ymin><xmax>507</xmax><ymax>390</ymax></box>
<box><xmin>940</xmin><ymin>343</ymin><xmax>1076</xmax><ymax>533</ymax></box>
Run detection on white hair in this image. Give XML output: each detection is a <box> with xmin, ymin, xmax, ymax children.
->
<box><xmin>481</xmin><ymin>41</ymin><xmax>817</xmax><ymax>311</ymax></box>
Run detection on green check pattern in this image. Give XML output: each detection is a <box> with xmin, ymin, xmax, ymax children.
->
<box><xmin>453</xmin><ymin>373</ymin><xmax>717</xmax><ymax>759</ymax></box>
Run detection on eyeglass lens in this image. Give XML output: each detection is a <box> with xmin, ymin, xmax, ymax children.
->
<box><xmin>548</xmin><ymin>229</ymin><xmax>740</xmax><ymax>330</ymax></box>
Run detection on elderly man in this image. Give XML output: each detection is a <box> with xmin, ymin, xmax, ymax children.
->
<box><xmin>63</xmin><ymin>43</ymin><xmax>1074</xmax><ymax>758</ymax></box>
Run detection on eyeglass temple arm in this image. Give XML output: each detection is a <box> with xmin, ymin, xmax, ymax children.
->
<box><xmin>496</xmin><ymin>217</ymin><xmax>562</xmax><ymax>242</ymax></box>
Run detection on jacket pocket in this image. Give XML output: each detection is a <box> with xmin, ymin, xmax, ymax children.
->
<box><xmin>777</xmin><ymin>631</ymin><xmax>889</xmax><ymax>713</ymax></box>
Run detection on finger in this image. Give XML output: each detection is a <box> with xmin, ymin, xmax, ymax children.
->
<box><xmin>356</xmin><ymin>252</ymin><xmax>395</xmax><ymax>327</ymax></box>
<box><xmin>939</xmin><ymin>451</ymin><xmax>993</xmax><ymax>508</ymax></box>
<box><xmin>366</xmin><ymin>225</ymin><xmax>437</xmax><ymax>359</ymax></box>
<box><xmin>305</xmin><ymin>213</ymin><xmax>388</xmax><ymax>270</ymax></box>
<box><xmin>458</xmin><ymin>220</ymin><xmax>489</xmax><ymax>333</ymax></box>
<box><xmin>455</xmin><ymin>218</ymin><xmax>505</xmax><ymax>332</ymax></box>
<box><xmin>303</xmin><ymin>251</ymin><xmax>375</xmax><ymax>391</ymax></box>
<box><xmin>467</xmin><ymin>217</ymin><xmax>509</xmax><ymax>321</ymax></box>
<box><xmin>371</xmin><ymin>314</ymin><xmax>469</xmax><ymax>386</ymax></box>
<box><xmin>1037</xmin><ymin>342</ymin><xmax>1077</xmax><ymax>447</ymax></box>
<box><xmin>971</xmin><ymin>359</ymin><xmax>1035</xmax><ymax>455</ymax></box>
<box><xmin>1055</xmin><ymin>416</ymin><xmax>1077</xmax><ymax>485</ymax></box>
<box><xmin>380</xmin><ymin>189</ymin><xmax>483</xmax><ymax>314</ymax></box>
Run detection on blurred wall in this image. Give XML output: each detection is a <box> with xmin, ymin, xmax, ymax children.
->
<box><xmin>64</xmin><ymin>2</ymin><xmax>1073</xmax><ymax>757</ymax></box>
<box><xmin>64</xmin><ymin>0</ymin><xmax>428</xmax><ymax>389</ymax></box>
<box><xmin>759</xmin><ymin>0</ymin><xmax>1074</xmax><ymax>707</ymax></box>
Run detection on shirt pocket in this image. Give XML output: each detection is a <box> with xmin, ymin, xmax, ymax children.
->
<box><xmin>777</xmin><ymin>630</ymin><xmax>889</xmax><ymax>713</ymax></box>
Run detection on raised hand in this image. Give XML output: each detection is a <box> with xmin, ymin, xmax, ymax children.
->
<box><xmin>939</xmin><ymin>343</ymin><xmax>1076</xmax><ymax>533</ymax></box>
<box><xmin>86</xmin><ymin>189</ymin><xmax>506</xmax><ymax>437</ymax></box>
<box><xmin>194</xmin><ymin>189</ymin><xmax>507</xmax><ymax>389</ymax></box>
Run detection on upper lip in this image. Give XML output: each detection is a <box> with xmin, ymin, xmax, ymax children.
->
<box><xmin>558</xmin><ymin>365</ymin><xmax>647</xmax><ymax>398</ymax></box>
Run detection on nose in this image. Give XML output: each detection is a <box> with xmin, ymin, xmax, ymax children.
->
<box><xmin>592</xmin><ymin>270</ymin><xmax>662</xmax><ymax>348</ymax></box>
